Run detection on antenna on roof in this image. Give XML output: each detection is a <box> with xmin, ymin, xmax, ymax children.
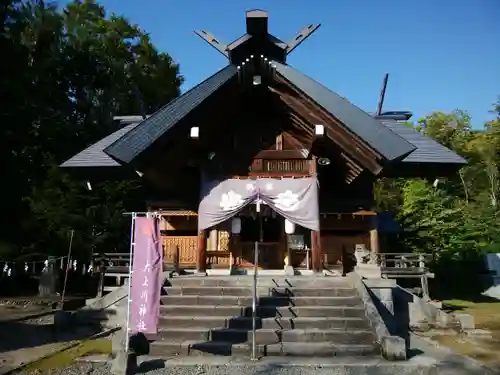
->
<box><xmin>193</xmin><ymin>30</ymin><xmax>229</xmax><ymax>58</ymax></box>
<box><xmin>285</xmin><ymin>23</ymin><xmax>321</xmax><ymax>55</ymax></box>
<box><xmin>376</xmin><ymin>73</ymin><xmax>389</xmax><ymax>116</ymax></box>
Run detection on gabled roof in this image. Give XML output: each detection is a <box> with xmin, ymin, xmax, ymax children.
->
<box><xmin>103</xmin><ymin>65</ymin><xmax>238</xmax><ymax>165</ymax></box>
<box><xmin>379</xmin><ymin>120</ymin><xmax>466</xmax><ymax>165</ymax></box>
<box><xmin>60</xmin><ymin>123</ymin><xmax>140</xmax><ymax>168</ymax></box>
<box><xmin>272</xmin><ymin>62</ymin><xmax>416</xmax><ymax>162</ymax></box>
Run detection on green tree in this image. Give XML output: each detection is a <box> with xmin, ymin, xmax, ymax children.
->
<box><xmin>0</xmin><ymin>0</ymin><xmax>182</xmax><ymax>259</ymax></box>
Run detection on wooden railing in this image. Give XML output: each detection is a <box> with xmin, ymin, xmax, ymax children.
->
<box><xmin>376</xmin><ymin>253</ymin><xmax>433</xmax><ymax>275</ymax></box>
<box><xmin>91</xmin><ymin>253</ymin><xmax>131</xmax><ymax>297</ymax></box>
<box><xmin>250</xmin><ymin>159</ymin><xmax>311</xmax><ymax>174</ymax></box>
<box><xmin>376</xmin><ymin>252</ymin><xmax>434</xmax><ymax>298</ymax></box>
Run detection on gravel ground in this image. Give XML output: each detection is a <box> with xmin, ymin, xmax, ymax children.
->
<box><xmin>16</xmin><ymin>362</ymin><xmax>416</xmax><ymax>375</ymax></box>
<box><xmin>12</xmin><ymin>362</ymin><xmax>350</xmax><ymax>375</ymax></box>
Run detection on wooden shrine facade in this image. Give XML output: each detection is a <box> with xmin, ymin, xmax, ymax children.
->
<box><xmin>61</xmin><ymin>10</ymin><xmax>466</xmax><ymax>274</ymax></box>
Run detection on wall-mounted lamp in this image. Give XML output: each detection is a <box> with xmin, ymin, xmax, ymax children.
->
<box><xmin>315</xmin><ymin>124</ymin><xmax>325</xmax><ymax>136</ymax></box>
<box><xmin>86</xmin><ymin>181</ymin><xmax>92</xmax><ymax>191</ymax></box>
<box><xmin>317</xmin><ymin>158</ymin><xmax>331</xmax><ymax>166</ymax></box>
<box><xmin>190</xmin><ymin>126</ymin><xmax>199</xmax><ymax>138</ymax></box>
<box><xmin>231</xmin><ymin>217</ymin><xmax>241</xmax><ymax>234</ymax></box>
<box><xmin>285</xmin><ymin>219</ymin><xmax>296</xmax><ymax>234</ymax></box>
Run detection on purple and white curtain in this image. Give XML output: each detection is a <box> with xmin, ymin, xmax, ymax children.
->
<box><xmin>198</xmin><ymin>177</ymin><xmax>319</xmax><ymax>231</ymax></box>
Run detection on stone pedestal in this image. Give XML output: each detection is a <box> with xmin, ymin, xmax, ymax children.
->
<box><xmin>38</xmin><ymin>257</ymin><xmax>59</xmax><ymax>297</ymax></box>
<box><xmin>284</xmin><ymin>265</ymin><xmax>295</xmax><ymax>276</ymax></box>
<box><xmin>355</xmin><ymin>264</ymin><xmax>382</xmax><ymax>279</ymax></box>
<box><xmin>111</xmin><ymin>350</ymin><xmax>137</xmax><ymax>375</ymax></box>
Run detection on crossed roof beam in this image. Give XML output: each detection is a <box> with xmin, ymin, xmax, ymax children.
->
<box><xmin>194</xmin><ymin>10</ymin><xmax>320</xmax><ymax>61</ymax></box>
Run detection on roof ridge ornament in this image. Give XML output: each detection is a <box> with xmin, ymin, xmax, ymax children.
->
<box><xmin>193</xmin><ymin>10</ymin><xmax>320</xmax><ymax>65</ymax></box>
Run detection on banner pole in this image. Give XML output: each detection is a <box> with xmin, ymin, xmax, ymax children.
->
<box><xmin>124</xmin><ymin>213</ymin><xmax>136</xmax><ymax>353</ymax></box>
<box><xmin>251</xmin><ymin>192</ymin><xmax>262</xmax><ymax>361</ymax></box>
<box><xmin>251</xmin><ymin>240</ymin><xmax>259</xmax><ymax>360</ymax></box>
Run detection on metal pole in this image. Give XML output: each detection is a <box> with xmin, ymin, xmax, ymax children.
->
<box><xmin>124</xmin><ymin>213</ymin><xmax>136</xmax><ymax>353</ymax></box>
<box><xmin>376</xmin><ymin>73</ymin><xmax>389</xmax><ymax>116</ymax></box>
<box><xmin>251</xmin><ymin>240</ymin><xmax>259</xmax><ymax>360</ymax></box>
<box><xmin>251</xmin><ymin>194</ymin><xmax>262</xmax><ymax>361</ymax></box>
<box><xmin>60</xmin><ymin>229</ymin><xmax>75</xmax><ymax>310</ymax></box>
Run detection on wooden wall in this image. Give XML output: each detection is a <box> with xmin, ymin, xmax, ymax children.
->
<box><xmin>320</xmin><ymin>214</ymin><xmax>372</xmax><ymax>268</ymax></box>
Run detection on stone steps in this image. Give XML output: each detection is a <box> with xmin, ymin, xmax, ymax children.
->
<box><xmin>148</xmin><ymin>276</ymin><xmax>380</xmax><ymax>359</ymax></box>
<box><xmin>156</xmin><ymin>327</ymin><xmax>375</xmax><ymax>345</ymax></box>
<box><xmin>160</xmin><ymin>295</ymin><xmax>362</xmax><ymax>307</ymax></box>
<box><xmin>163</xmin><ymin>286</ymin><xmax>357</xmax><ymax>297</ymax></box>
<box><xmin>149</xmin><ymin>340</ymin><xmax>379</xmax><ymax>358</ymax></box>
<box><xmin>159</xmin><ymin>304</ymin><xmax>366</xmax><ymax>318</ymax></box>
<box><xmin>164</xmin><ymin>276</ymin><xmax>351</xmax><ymax>288</ymax></box>
<box><xmin>159</xmin><ymin>315</ymin><xmax>370</xmax><ymax>330</ymax></box>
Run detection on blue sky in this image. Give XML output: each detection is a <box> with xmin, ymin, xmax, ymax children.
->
<box><xmin>92</xmin><ymin>0</ymin><xmax>499</xmax><ymax>128</ymax></box>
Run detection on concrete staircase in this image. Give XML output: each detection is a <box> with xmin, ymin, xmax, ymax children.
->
<box><xmin>149</xmin><ymin>276</ymin><xmax>380</xmax><ymax>358</ymax></box>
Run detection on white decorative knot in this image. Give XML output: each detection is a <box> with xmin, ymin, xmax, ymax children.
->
<box><xmin>72</xmin><ymin>260</ymin><xmax>78</xmax><ymax>270</ymax></box>
<box><xmin>7</xmin><ymin>268</ymin><xmax>11</xmax><ymax>277</ymax></box>
<box><xmin>220</xmin><ymin>190</ymin><xmax>244</xmax><ymax>211</ymax></box>
<box><xmin>2</xmin><ymin>264</ymin><xmax>8</xmax><ymax>273</ymax></box>
<box><xmin>24</xmin><ymin>263</ymin><xmax>29</xmax><ymax>272</ymax></box>
<box><xmin>273</xmin><ymin>190</ymin><xmax>300</xmax><ymax>211</ymax></box>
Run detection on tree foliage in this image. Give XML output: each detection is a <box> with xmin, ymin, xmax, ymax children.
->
<box><xmin>0</xmin><ymin>0</ymin><xmax>182</xmax><ymax>259</ymax></box>
<box><xmin>375</xmin><ymin>101</ymin><xmax>500</xmax><ymax>263</ymax></box>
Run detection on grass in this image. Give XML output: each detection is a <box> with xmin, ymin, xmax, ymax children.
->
<box><xmin>22</xmin><ymin>338</ymin><xmax>112</xmax><ymax>372</ymax></box>
<box><xmin>431</xmin><ymin>299</ymin><xmax>500</xmax><ymax>370</ymax></box>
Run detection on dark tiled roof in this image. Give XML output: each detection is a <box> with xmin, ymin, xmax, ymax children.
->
<box><xmin>104</xmin><ymin>65</ymin><xmax>239</xmax><ymax>164</ymax></box>
<box><xmin>380</xmin><ymin>120</ymin><xmax>466</xmax><ymax>164</ymax></box>
<box><xmin>60</xmin><ymin>123</ymin><xmax>140</xmax><ymax>168</ymax></box>
<box><xmin>272</xmin><ymin>61</ymin><xmax>416</xmax><ymax>162</ymax></box>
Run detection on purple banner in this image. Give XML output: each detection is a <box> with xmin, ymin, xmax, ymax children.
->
<box><xmin>129</xmin><ymin>216</ymin><xmax>163</xmax><ymax>335</ymax></box>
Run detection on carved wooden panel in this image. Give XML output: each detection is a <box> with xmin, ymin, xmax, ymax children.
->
<box><xmin>163</xmin><ymin>236</ymin><xmax>197</xmax><ymax>266</ymax></box>
<box><xmin>213</xmin><ymin>230</ymin><xmax>230</xmax><ymax>267</ymax></box>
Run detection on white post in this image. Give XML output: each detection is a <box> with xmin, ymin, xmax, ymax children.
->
<box><xmin>124</xmin><ymin>213</ymin><xmax>136</xmax><ymax>353</ymax></box>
